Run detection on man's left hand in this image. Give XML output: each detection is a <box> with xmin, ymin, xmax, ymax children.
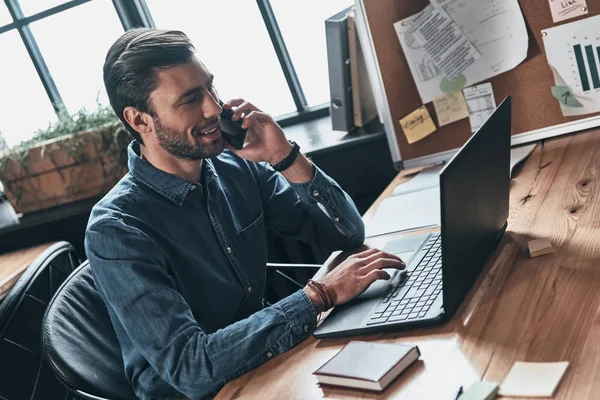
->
<box><xmin>221</xmin><ymin>99</ymin><xmax>292</xmax><ymax>165</ymax></box>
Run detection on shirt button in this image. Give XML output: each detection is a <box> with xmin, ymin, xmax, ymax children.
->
<box><xmin>334</xmin><ymin>217</ymin><xmax>340</xmax><ymax>222</ymax></box>
<box><xmin>304</xmin><ymin>325</ymin><xmax>309</xmax><ymax>333</ymax></box>
<box><xmin>190</xmin><ymin>185</ymin><xmax>197</xmax><ymax>191</ymax></box>
<box><xmin>226</xmin><ymin>247</ymin><xmax>232</xmax><ymax>254</ymax></box>
<box><xmin>313</xmin><ymin>190</ymin><xmax>319</xmax><ymax>197</ymax></box>
<box><xmin>266</xmin><ymin>352</ymin><xmax>273</xmax><ymax>358</ymax></box>
<box><xmin>248</xmin><ymin>286</ymin><xmax>252</xmax><ymax>293</ymax></box>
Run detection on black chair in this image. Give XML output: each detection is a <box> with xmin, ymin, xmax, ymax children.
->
<box><xmin>42</xmin><ymin>260</ymin><xmax>319</xmax><ymax>400</ymax></box>
<box><xmin>0</xmin><ymin>241</ymin><xmax>79</xmax><ymax>400</ymax></box>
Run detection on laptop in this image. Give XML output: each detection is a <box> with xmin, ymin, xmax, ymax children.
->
<box><xmin>314</xmin><ymin>97</ymin><xmax>511</xmax><ymax>339</ymax></box>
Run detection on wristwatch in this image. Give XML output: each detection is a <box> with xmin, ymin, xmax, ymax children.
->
<box><xmin>270</xmin><ymin>140</ymin><xmax>301</xmax><ymax>172</ymax></box>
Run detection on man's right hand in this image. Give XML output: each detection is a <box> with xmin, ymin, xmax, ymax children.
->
<box><xmin>304</xmin><ymin>248</ymin><xmax>406</xmax><ymax>312</ymax></box>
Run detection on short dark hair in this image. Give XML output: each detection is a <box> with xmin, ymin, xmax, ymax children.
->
<box><xmin>103</xmin><ymin>28</ymin><xmax>196</xmax><ymax>144</ymax></box>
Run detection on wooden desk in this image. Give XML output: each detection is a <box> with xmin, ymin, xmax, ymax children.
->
<box><xmin>0</xmin><ymin>243</ymin><xmax>56</xmax><ymax>300</ymax></box>
<box><xmin>218</xmin><ymin>129</ymin><xmax>600</xmax><ymax>400</ymax></box>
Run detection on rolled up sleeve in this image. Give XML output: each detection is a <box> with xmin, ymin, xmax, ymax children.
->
<box><xmin>257</xmin><ymin>162</ymin><xmax>365</xmax><ymax>251</ymax></box>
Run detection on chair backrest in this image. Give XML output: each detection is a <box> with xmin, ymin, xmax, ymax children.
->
<box><xmin>0</xmin><ymin>241</ymin><xmax>79</xmax><ymax>400</ymax></box>
<box><xmin>41</xmin><ymin>260</ymin><xmax>137</xmax><ymax>400</ymax></box>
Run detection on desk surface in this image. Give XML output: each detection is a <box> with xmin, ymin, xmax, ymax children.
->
<box><xmin>218</xmin><ymin>129</ymin><xmax>600</xmax><ymax>400</ymax></box>
<box><xmin>0</xmin><ymin>242</ymin><xmax>56</xmax><ymax>300</ymax></box>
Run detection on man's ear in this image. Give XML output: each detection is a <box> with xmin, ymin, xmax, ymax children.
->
<box><xmin>123</xmin><ymin>106</ymin><xmax>153</xmax><ymax>137</ymax></box>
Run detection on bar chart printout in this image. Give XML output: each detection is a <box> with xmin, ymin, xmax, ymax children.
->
<box><xmin>573</xmin><ymin>44</ymin><xmax>600</xmax><ymax>92</ymax></box>
<box><xmin>543</xmin><ymin>15</ymin><xmax>600</xmax><ymax>116</ymax></box>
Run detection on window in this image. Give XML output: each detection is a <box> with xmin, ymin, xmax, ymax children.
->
<box><xmin>145</xmin><ymin>0</ymin><xmax>296</xmax><ymax>117</ymax></box>
<box><xmin>0</xmin><ymin>3</ymin><xmax>12</xmax><ymax>26</ymax></box>
<box><xmin>31</xmin><ymin>0</ymin><xmax>124</xmax><ymax>113</ymax></box>
<box><xmin>18</xmin><ymin>0</ymin><xmax>71</xmax><ymax>16</ymax></box>
<box><xmin>0</xmin><ymin>0</ymin><xmax>339</xmax><ymax>147</ymax></box>
<box><xmin>0</xmin><ymin>30</ymin><xmax>57</xmax><ymax>147</ymax></box>
<box><xmin>271</xmin><ymin>0</ymin><xmax>353</xmax><ymax>106</ymax></box>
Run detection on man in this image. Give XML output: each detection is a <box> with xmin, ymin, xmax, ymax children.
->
<box><xmin>86</xmin><ymin>28</ymin><xmax>405</xmax><ymax>399</ymax></box>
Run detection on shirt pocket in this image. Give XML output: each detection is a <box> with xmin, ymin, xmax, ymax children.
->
<box><xmin>237</xmin><ymin>210</ymin><xmax>266</xmax><ymax>245</ymax></box>
<box><xmin>236</xmin><ymin>210</ymin><xmax>267</xmax><ymax>281</ymax></box>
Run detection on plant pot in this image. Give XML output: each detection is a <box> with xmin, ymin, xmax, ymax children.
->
<box><xmin>0</xmin><ymin>124</ymin><xmax>130</xmax><ymax>214</ymax></box>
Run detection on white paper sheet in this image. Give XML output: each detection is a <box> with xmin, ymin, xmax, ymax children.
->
<box><xmin>409</xmin><ymin>5</ymin><xmax>481</xmax><ymax>81</ymax></box>
<box><xmin>390</xmin><ymin>144</ymin><xmax>536</xmax><ymax>198</ymax></box>
<box><xmin>366</xmin><ymin>188</ymin><xmax>441</xmax><ymax>238</ymax></box>
<box><xmin>394</xmin><ymin>0</ymin><xmax>528</xmax><ymax>103</ymax></box>
<box><xmin>463</xmin><ymin>82</ymin><xmax>497</xmax><ymax>132</ymax></box>
<box><xmin>542</xmin><ymin>15</ymin><xmax>600</xmax><ymax>116</ymax></box>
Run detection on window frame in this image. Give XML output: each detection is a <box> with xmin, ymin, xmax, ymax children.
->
<box><xmin>0</xmin><ymin>0</ymin><xmax>329</xmax><ymax>134</ymax></box>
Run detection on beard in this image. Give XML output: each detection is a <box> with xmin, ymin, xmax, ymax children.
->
<box><xmin>153</xmin><ymin>117</ymin><xmax>223</xmax><ymax>160</ymax></box>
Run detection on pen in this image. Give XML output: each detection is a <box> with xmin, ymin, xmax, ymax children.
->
<box><xmin>453</xmin><ymin>385</ymin><xmax>463</xmax><ymax>400</ymax></box>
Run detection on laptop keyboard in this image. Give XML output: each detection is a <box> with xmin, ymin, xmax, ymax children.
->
<box><xmin>367</xmin><ymin>233</ymin><xmax>442</xmax><ymax>325</ymax></box>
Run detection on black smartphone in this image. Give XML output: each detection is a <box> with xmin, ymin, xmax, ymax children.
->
<box><xmin>219</xmin><ymin>101</ymin><xmax>247</xmax><ymax>150</ymax></box>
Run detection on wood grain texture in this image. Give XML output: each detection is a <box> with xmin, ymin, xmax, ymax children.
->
<box><xmin>217</xmin><ymin>129</ymin><xmax>600</xmax><ymax>400</ymax></box>
<box><xmin>0</xmin><ymin>243</ymin><xmax>56</xmax><ymax>300</ymax></box>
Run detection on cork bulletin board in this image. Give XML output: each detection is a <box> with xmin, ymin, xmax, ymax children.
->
<box><xmin>356</xmin><ymin>0</ymin><xmax>600</xmax><ymax>166</ymax></box>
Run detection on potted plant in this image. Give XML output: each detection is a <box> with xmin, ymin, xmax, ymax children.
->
<box><xmin>0</xmin><ymin>104</ymin><xmax>130</xmax><ymax>214</ymax></box>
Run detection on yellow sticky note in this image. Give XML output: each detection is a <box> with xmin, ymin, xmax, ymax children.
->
<box><xmin>433</xmin><ymin>91</ymin><xmax>469</xmax><ymax>127</ymax></box>
<box><xmin>399</xmin><ymin>106</ymin><xmax>437</xmax><ymax>144</ymax></box>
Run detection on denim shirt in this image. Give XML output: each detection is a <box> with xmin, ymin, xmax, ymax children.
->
<box><xmin>85</xmin><ymin>141</ymin><xmax>365</xmax><ymax>400</ymax></box>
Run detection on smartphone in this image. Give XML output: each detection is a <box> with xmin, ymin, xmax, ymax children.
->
<box><xmin>219</xmin><ymin>101</ymin><xmax>247</xmax><ymax>150</ymax></box>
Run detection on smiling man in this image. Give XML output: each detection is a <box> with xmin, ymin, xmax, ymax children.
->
<box><xmin>85</xmin><ymin>28</ymin><xmax>405</xmax><ymax>400</ymax></box>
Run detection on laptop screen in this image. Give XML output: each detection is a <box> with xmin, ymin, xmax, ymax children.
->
<box><xmin>439</xmin><ymin>97</ymin><xmax>511</xmax><ymax>316</ymax></box>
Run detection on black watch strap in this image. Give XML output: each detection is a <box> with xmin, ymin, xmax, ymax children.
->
<box><xmin>271</xmin><ymin>140</ymin><xmax>301</xmax><ymax>172</ymax></box>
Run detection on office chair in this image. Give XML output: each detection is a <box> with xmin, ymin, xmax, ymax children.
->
<box><xmin>42</xmin><ymin>260</ymin><xmax>320</xmax><ymax>400</ymax></box>
<box><xmin>0</xmin><ymin>241</ymin><xmax>79</xmax><ymax>400</ymax></box>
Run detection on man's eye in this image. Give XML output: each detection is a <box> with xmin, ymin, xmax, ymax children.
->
<box><xmin>185</xmin><ymin>95</ymin><xmax>199</xmax><ymax>104</ymax></box>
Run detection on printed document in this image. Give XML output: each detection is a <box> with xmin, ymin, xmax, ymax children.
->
<box><xmin>394</xmin><ymin>0</ymin><xmax>528</xmax><ymax>103</ymax></box>
<box><xmin>543</xmin><ymin>15</ymin><xmax>600</xmax><ymax>116</ymax></box>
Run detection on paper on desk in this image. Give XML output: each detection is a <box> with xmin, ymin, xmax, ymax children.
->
<box><xmin>394</xmin><ymin>0</ymin><xmax>528</xmax><ymax>103</ymax></box>
<box><xmin>392</xmin><ymin>164</ymin><xmax>445</xmax><ymax>197</ymax></box>
<box><xmin>409</xmin><ymin>5</ymin><xmax>481</xmax><ymax>81</ymax></box>
<box><xmin>399</xmin><ymin>106</ymin><xmax>437</xmax><ymax>144</ymax></box>
<box><xmin>463</xmin><ymin>83</ymin><xmax>497</xmax><ymax>133</ymax></box>
<box><xmin>366</xmin><ymin>187</ymin><xmax>441</xmax><ymax>238</ymax></box>
<box><xmin>499</xmin><ymin>361</ymin><xmax>569</xmax><ymax>397</ymax></box>
<box><xmin>543</xmin><ymin>17</ymin><xmax>600</xmax><ymax>116</ymax></box>
<box><xmin>548</xmin><ymin>0</ymin><xmax>587</xmax><ymax>23</ymax></box>
<box><xmin>433</xmin><ymin>91</ymin><xmax>470</xmax><ymax>126</ymax></box>
<box><xmin>391</xmin><ymin>144</ymin><xmax>537</xmax><ymax>197</ymax></box>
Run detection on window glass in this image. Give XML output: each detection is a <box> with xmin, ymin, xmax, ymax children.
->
<box><xmin>18</xmin><ymin>0</ymin><xmax>70</xmax><ymax>16</ymax></box>
<box><xmin>0</xmin><ymin>30</ymin><xmax>57</xmax><ymax>147</ymax></box>
<box><xmin>0</xmin><ymin>3</ymin><xmax>13</xmax><ymax>26</ymax></box>
<box><xmin>30</xmin><ymin>0</ymin><xmax>124</xmax><ymax>114</ymax></box>
<box><xmin>271</xmin><ymin>0</ymin><xmax>353</xmax><ymax>107</ymax></box>
<box><xmin>146</xmin><ymin>0</ymin><xmax>297</xmax><ymax>117</ymax></box>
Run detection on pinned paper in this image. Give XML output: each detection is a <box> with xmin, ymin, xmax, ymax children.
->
<box><xmin>551</xmin><ymin>85</ymin><xmax>584</xmax><ymax>107</ymax></box>
<box><xmin>463</xmin><ymin>83</ymin><xmax>497</xmax><ymax>133</ymax></box>
<box><xmin>440</xmin><ymin>75</ymin><xmax>467</xmax><ymax>95</ymax></box>
<box><xmin>433</xmin><ymin>91</ymin><xmax>470</xmax><ymax>126</ymax></box>
<box><xmin>548</xmin><ymin>0</ymin><xmax>588</xmax><ymax>23</ymax></box>
<box><xmin>410</xmin><ymin>5</ymin><xmax>481</xmax><ymax>81</ymax></box>
<box><xmin>399</xmin><ymin>106</ymin><xmax>437</xmax><ymax>144</ymax></box>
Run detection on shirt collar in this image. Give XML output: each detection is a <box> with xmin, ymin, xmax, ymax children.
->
<box><xmin>127</xmin><ymin>141</ymin><xmax>218</xmax><ymax>206</ymax></box>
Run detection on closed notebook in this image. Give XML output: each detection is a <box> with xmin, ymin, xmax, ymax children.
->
<box><xmin>313</xmin><ymin>341</ymin><xmax>420</xmax><ymax>391</ymax></box>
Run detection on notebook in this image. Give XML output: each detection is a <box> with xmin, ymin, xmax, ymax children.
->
<box><xmin>313</xmin><ymin>341</ymin><xmax>420</xmax><ymax>391</ymax></box>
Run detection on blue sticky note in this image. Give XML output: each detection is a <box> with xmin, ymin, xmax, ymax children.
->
<box><xmin>551</xmin><ymin>86</ymin><xmax>584</xmax><ymax>107</ymax></box>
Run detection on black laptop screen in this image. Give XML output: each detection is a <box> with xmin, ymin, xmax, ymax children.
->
<box><xmin>439</xmin><ymin>97</ymin><xmax>511</xmax><ymax>317</ymax></box>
